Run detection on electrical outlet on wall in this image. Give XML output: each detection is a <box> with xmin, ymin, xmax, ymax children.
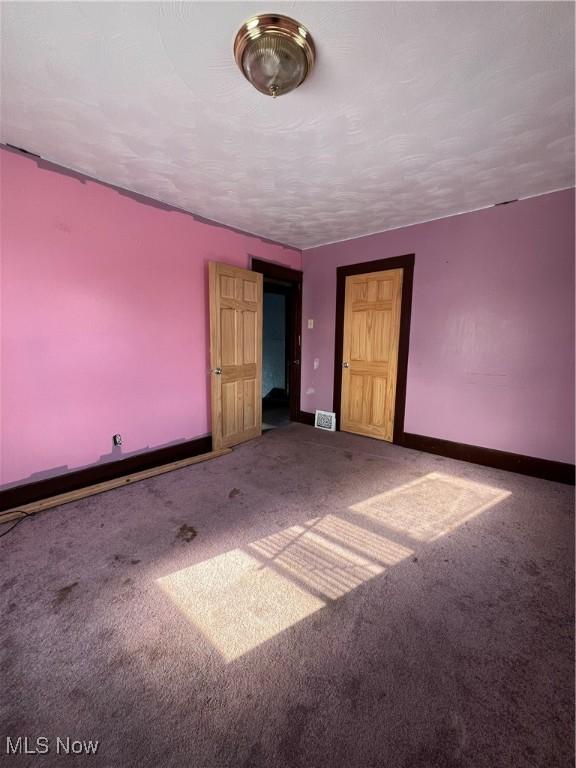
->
<box><xmin>307</xmin><ymin>319</ymin><xmax>314</xmax><ymax>329</ymax></box>
<box><xmin>113</xmin><ymin>434</ymin><xmax>122</xmax><ymax>447</ymax></box>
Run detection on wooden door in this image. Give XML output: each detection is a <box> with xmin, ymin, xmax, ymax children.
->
<box><xmin>340</xmin><ymin>268</ymin><xmax>403</xmax><ymax>441</ymax></box>
<box><xmin>209</xmin><ymin>262</ymin><xmax>263</xmax><ymax>449</ymax></box>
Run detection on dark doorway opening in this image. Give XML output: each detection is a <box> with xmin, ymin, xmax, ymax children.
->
<box><xmin>251</xmin><ymin>259</ymin><xmax>302</xmax><ymax>429</ymax></box>
<box><xmin>262</xmin><ymin>281</ymin><xmax>291</xmax><ymax>428</ymax></box>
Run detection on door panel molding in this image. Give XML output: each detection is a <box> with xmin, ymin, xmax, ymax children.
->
<box><xmin>333</xmin><ymin>253</ymin><xmax>415</xmax><ymax>443</ymax></box>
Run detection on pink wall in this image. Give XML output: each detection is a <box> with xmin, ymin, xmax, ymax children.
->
<box><xmin>2</xmin><ymin>146</ymin><xmax>573</xmax><ymax>486</ymax></box>
<box><xmin>301</xmin><ymin>189</ymin><xmax>575</xmax><ymax>464</ymax></box>
<box><xmin>0</xmin><ymin>148</ymin><xmax>300</xmax><ymax>487</ymax></box>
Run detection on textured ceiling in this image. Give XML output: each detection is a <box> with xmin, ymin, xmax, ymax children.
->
<box><xmin>1</xmin><ymin>1</ymin><xmax>574</xmax><ymax>249</ymax></box>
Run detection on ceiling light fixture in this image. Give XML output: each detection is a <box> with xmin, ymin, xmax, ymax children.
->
<box><xmin>234</xmin><ymin>14</ymin><xmax>316</xmax><ymax>98</ymax></box>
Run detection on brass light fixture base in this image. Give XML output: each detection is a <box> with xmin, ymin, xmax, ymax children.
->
<box><xmin>234</xmin><ymin>14</ymin><xmax>316</xmax><ymax>97</ymax></box>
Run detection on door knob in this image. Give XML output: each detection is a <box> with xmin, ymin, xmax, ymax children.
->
<box><xmin>342</xmin><ymin>361</ymin><xmax>349</xmax><ymax>368</ymax></box>
<box><xmin>213</xmin><ymin>367</ymin><xmax>222</xmax><ymax>375</ymax></box>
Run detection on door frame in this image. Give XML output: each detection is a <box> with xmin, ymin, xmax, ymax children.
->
<box><xmin>333</xmin><ymin>253</ymin><xmax>415</xmax><ymax>443</ymax></box>
<box><xmin>251</xmin><ymin>258</ymin><xmax>303</xmax><ymax>422</ymax></box>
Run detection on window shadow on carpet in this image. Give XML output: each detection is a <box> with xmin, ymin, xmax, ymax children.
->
<box><xmin>156</xmin><ymin>472</ymin><xmax>510</xmax><ymax>662</ymax></box>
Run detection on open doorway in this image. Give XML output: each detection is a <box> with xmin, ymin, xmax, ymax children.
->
<box><xmin>262</xmin><ymin>281</ymin><xmax>290</xmax><ymax>427</ymax></box>
<box><xmin>252</xmin><ymin>259</ymin><xmax>302</xmax><ymax>430</ymax></box>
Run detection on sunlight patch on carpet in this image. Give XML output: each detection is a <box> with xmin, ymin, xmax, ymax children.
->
<box><xmin>157</xmin><ymin>549</ymin><xmax>324</xmax><ymax>662</ymax></box>
<box><xmin>350</xmin><ymin>472</ymin><xmax>511</xmax><ymax>541</ymax></box>
<box><xmin>157</xmin><ymin>516</ymin><xmax>412</xmax><ymax>661</ymax></box>
<box><xmin>157</xmin><ymin>473</ymin><xmax>510</xmax><ymax>662</ymax></box>
<box><xmin>248</xmin><ymin>516</ymin><xmax>412</xmax><ymax>599</ymax></box>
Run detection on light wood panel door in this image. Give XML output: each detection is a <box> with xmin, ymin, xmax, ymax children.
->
<box><xmin>209</xmin><ymin>262</ymin><xmax>263</xmax><ymax>450</ymax></box>
<box><xmin>340</xmin><ymin>268</ymin><xmax>403</xmax><ymax>441</ymax></box>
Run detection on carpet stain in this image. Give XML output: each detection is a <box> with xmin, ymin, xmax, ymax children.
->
<box><xmin>53</xmin><ymin>581</ymin><xmax>78</xmax><ymax>607</ymax></box>
<box><xmin>145</xmin><ymin>485</ymin><xmax>174</xmax><ymax>508</ymax></box>
<box><xmin>342</xmin><ymin>674</ymin><xmax>362</xmax><ymax>711</ymax></box>
<box><xmin>112</xmin><ymin>554</ymin><xmax>141</xmax><ymax>566</ymax></box>
<box><xmin>98</xmin><ymin>627</ymin><xmax>115</xmax><ymax>642</ymax></box>
<box><xmin>241</xmin><ymin>741</ymin><xmax>265</xmax><ymax>768</ymax></box>
<box><xmin>146</xmin><ymin>644</ymin><xmax>165</xmax><ymax>663</ymax></box>
<box><xmin>109</xmin><ymin>650</ymin><xmax>132</xmax><ymax>670</ymax></box>
<box><xmin>176</xmin><ymin>524</ymin><xmax>197</xmax><ymax>543</ymax></box>
<box><xmin>279</xmin><ymin>703</ymin><xmax>315</xmax><ymax>767</ymax></box>
<box><xmin>408</xmin><ymin>740</ymin><xmax>462</xmax><ymax>767</ymax></box>
<box><xmin>229</xmin><ymin>488</ymin><xmax>242</xmax><ymax>498</ymax></box>
<box><xmin>343</xmin><ymin>451</ymin><xmax>354</xmax><ymax>460</ymax></box>
<box><xmin>69</xmin><ymin>687</ymin><xmax>89</xmax><ymax>703</ymax></box>
<box><xmin>522</xmin><ymin>560</ymin><xmax>541</xmax><ymax>577</ymax></box>
<box><xmin>408</xmin><ymin>713</ymin><xmax>467</xmax><ymax>768</ymax></box>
